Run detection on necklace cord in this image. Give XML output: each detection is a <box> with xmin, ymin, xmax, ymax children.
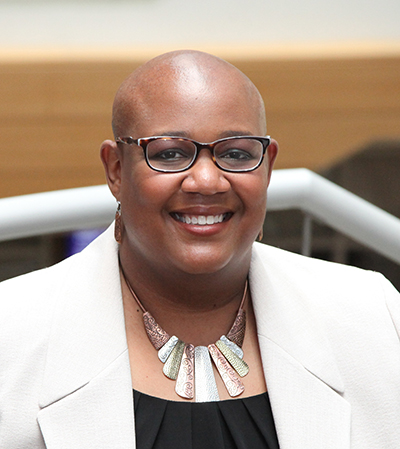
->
<box><xmin>119</xmin><ymin>261</ymin><xmax>146</xmax><ymax>313</ymax></box>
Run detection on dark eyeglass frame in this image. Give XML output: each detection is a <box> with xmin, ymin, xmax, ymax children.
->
<box><xmin>115</xmin><ymin>135</ymin><xmax>271</xmax><ymax>173</ymax></box>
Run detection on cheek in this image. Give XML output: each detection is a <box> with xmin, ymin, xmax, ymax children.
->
<box><xmin>118</xmin><ymin>163</ymin><xmax>154</xmax><ymax>225</ymax></box>
<box><xmin>122</xmin><ymin>166</ymin><xmax>180</xmax><ymax>220</ymax></box>
<box><xmin>236</xmin><ymin>170</ymin><xmax>269</xmax><ymax>214</ymax></box>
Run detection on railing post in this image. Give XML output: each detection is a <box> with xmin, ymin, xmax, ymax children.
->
<box><xmin>301</xmin><ymin>213</ymin><xmax>313</xmax><ymax>257</ymax></box>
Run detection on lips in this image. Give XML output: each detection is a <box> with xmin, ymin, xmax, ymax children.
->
<box><xmin>172</xmin><ymin>212</ymin><xmax>232</xmax><ymax>226</ymax></box>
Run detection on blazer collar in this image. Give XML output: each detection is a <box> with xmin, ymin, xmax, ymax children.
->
<box><xmin>38</xmin><ymin>226</ymin><xmax>136</xmax><ymax>448</ymax></box>
<box><xmin>39</xmin><ymin>226</ymin><xmax>127</xmax><ymax>409</ymax></box>
<box><xmin>250</xmin><ymin>243</ymin><xmax>350</xmax><ymax>448</ymax></box>
<box><xmin>250</xmin><ymin>243</ymin><xmax>344</xmax><ymax>393</ymax></box>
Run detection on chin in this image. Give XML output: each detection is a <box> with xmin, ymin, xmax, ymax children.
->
<box><xmin>178</xmin><ymin>259</ymin><xmax>229</xmax><ymax>276</ymax></box>
<box><xmin>174</xmin><ymin>245</ymin><xmax>251</xmax><ymax>276</ymax></box>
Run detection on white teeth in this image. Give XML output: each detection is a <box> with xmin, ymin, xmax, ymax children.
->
<box><xmin>176</xmin><ymin>214</ymin><xmax>226</xmax><ymax>225</ymax></box>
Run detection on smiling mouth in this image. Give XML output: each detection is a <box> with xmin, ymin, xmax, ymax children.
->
<box><xmin>172</xmin><ymin>213</ymin><xmax>232</xmax><ymax>226</ymax></box>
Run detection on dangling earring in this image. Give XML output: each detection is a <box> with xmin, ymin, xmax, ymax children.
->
<box><xmin>257</xmin><ymin>228</ymin><xmax>263</xmax><ymax>242</ymax></box>
<box><xmin>114</xmin><ymin>202</ymin><xmax>122</xmax><ymax>244</ymax></box>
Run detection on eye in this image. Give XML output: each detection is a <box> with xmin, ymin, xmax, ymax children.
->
<box><xmin>146</xmin><ymin>139</ymin><xmax>196</xmax><ymax>170</ymax></box>
<box><xmin>219</xmin><ymin>148</ymin><xmax>254</xmax><ymax>161</ymax></box>
<box><xmin>152</xmin><ymin>149</ymin><xmax>190</xmax><ymax>162</ymax></box>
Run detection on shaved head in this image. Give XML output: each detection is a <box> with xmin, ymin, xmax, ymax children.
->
<box><xmin>112</xmin><ymin>50</ymin><xmax>266</xmax><ymax>139</ymax></box>
<box><xmin>101</xmin><ymin>49</ymin><xmax>278</xmax><ymax>281</ymax></box>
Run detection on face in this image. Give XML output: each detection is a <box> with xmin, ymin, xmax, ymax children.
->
<box><xmin>102</xmin><ymin>58</ymin><xmax>278</xmax><ymax>278</ymax></box>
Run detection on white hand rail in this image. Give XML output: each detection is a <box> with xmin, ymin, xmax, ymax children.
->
<box><xmin>0</xmin><ymin>185</ymin><xmax>115</xmax><ymax>241</ymax></box>
<box><xmin>0</xmin><ymin>168</ymin><xmax>399</xmax><ymax>264</ymax></box>
<box><xmin>267</xmin><ymin>169</ymin><xmax>400</xmax><ymax>264</ymax></box>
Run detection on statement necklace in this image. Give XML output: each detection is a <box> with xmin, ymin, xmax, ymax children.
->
<box><xmin>122</xmin><ymin>271</ymin><xmax>249</xmax><ymax>403</ymax></box>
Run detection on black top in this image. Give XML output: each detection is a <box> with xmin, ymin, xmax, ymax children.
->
<box><xmin>133</xmin><ymin>390</ymin><xmax>280</xmax><ymax>449</ymax></box>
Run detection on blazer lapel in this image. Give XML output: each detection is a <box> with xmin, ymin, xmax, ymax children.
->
<box><xmin>37</xmin><ymin>227</ymin><xmax>136</xmax><ymax>449</ymax></box>
<box><xmin>250</xmin><ymin>244</ymin><xmax>351</xmax><ymax>449</ymax></box>
<box><xmin>37</xmin><ymin>352</ymin><xmax>135</xmax><ymax>448</ymax></box>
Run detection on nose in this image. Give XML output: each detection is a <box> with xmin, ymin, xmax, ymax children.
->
<box><xmin>181</xmin><ymin>149</ymin><xmax>231</xmax><ymax>195</ymax></box>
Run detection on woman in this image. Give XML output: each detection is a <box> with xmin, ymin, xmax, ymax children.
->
<box><xmin>0</xmin><ymin>50</ymin><xmax>399</xmax><ymax>449</ymax></box>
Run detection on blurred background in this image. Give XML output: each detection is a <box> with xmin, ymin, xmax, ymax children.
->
<box><xmin>0</xmin><ymin>0</ymin><xmax>399</xmax><ymax>287</ymax></box>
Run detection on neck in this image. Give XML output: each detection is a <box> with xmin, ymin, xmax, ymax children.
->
<box><xmin>119</xmin><ymin>244</ymin><xmax>250</xmax><ymax>312</ymax></box>
<box><xmin>119</xmin><ymin>248</ymin><xmax>251</xmax><ymax>345</ymax></box>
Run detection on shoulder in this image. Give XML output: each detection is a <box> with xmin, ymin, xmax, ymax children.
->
<box><xmin>251</xmin><ymin>242</ymin><xmax>400</xmax><ymax>326</ymax></box>
<box><xmin>250</xmin><ymin>243</ymin><xmax>400</xmax><ymax>391</ymax></box>
<box><xmin>0</xmin><ymin>225</ymin><xmax>117</xmax><ymax>334</ymax></box>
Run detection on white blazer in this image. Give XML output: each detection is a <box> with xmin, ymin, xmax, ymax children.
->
<box><xmin>0</xmin><ymin>225</ymin><xmax>399</xmax><ymax>449</ymax></box>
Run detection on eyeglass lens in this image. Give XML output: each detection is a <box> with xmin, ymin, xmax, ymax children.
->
<box><xmin>146</xmin><ymin>138</ymin><xmax>264</xmax><ymax>172</ymax></box>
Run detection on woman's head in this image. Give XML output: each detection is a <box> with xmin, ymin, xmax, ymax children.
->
<box><xmin>101</xmin><ymin>50</ymin><xmax>278</xmax><ymax>278</ymax></box>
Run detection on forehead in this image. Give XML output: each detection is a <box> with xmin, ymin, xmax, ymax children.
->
<box><xmin>116</xmin><ymin>55</ymin><xmax>265</xmax><ymax>138</ymax></box>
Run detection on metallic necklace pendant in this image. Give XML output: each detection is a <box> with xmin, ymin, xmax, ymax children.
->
<box><xmin>215</xmin><ymin>339</ymin><xmax>249</xmax><ymax>377</ymax></box>
<box><xmin>208</xmin><ymin>344</ymin><xmax>245</xmax><ymax>397</ymax></box>
<box><xmin>158</xmin><ymin>336</ymin><xmax>179</xmax><ymax>362</ymax></box>
<box><xmin>226</xmin><ymin>309</ymin><xmax>246</xmax><ymax>347</ymax></box>
<box><xmin>175</xmin><ymin>344</ymin><xmax>195</xmax><ymax>399</ymax></box>
<box><xmin>220</xmin><ymin>334</ymin><xmax>244</xmax><ymax>359</ymax></box>
<box><xmin>194</xmin><ymin>346</ymin><xmax>220</xmax><ymax>402</ymax></box>
<box><xmin>163</xmin><ymin>339</ymin><xmax>185</xmax><ymax>380</ymax></box>
<box><xmin>143</xmin><ymin>311</ymin><xmax>170</xmax><ymax>350</ymax></box>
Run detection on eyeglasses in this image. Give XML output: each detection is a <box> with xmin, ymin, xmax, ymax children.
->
<box><xmin>116</xmin><ymin>135</ymin><xmax>271</xmax><ymax>173</ymax></box>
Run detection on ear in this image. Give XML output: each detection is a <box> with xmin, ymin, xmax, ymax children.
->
<box><xmin>100</xmin><ymin>139</ymin><xmax>122</xmax><ymax>201</ymax></box>
<box><xmin>265</xmin><ymin>138</ymin><xmax>278</xmax><ymax>186</ymax></box>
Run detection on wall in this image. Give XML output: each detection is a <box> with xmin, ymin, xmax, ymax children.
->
<box><xmin>1</xmin><ymin>46</ymin><xmax>399</xmax><ymax>197</ymax></box>
<box><xmin>0</xmin><ymin>0</ymin><xmax>399</xmax><ymax>47</ymax></box>
<box><xmin>1</xmin><ymin>0</ymin><xmax>399</xmax><ymax>197</ymax></box>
